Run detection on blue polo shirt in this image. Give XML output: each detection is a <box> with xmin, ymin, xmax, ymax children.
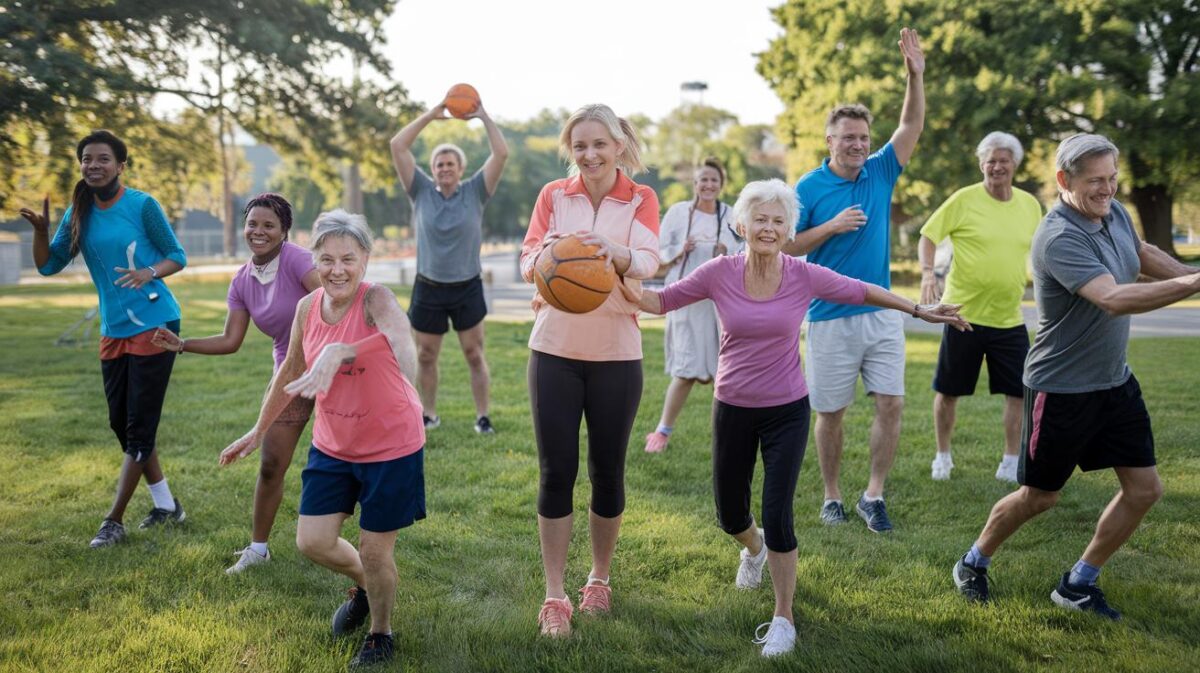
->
<box><xmin>796</xmin><ymin>142</ymin><xmax>903</xmax><ymax>322</ymax></box>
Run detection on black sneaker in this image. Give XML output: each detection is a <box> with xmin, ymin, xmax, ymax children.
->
<box><xmin>332</xmin><ymin>586</ymin><xmax>371</xmax><ymax>636</ymax></box>
<box><xmin>139</xmin><ymin>498</ymin><xmax>186</xmax><ymax>529</ymax></box>
<box><xmin>855</xmin><ymin>496</ymin><xmax>893</xmax><ymax>532</ymax></box>
<box><xmin>89</xmin><ymin>518</ymin><xmax>127</xmax><ymax>548</ymax></box>
<box><xmin>819</xmin><ymin>500</ymin><xmax>847</xmax><ymax>525</ymax></box>
<box><xmin>1051</xmin><ymin>572</ymin><xmax>1121</xmax><ymax>620</ymax></box>
<box><xmin>349</xmin><ymin>632</ymin><xmax>394</xmax><ymax>669</ymax></box>
<box><xmin>953</xmin><ymin>555</ymin><xmax>992</xmax><ymax>603</ymax></box>
<box><xmin>474</xmin><ymin>415</ymin><xmax>496</xmax><ymax>435</ymax></box>
<box><xmin>422</xmin><ymin>414</ymin><xmax>440</xmax><ymax>430</ymax></box>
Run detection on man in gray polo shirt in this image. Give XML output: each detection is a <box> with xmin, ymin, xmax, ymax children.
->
<box><xmin>951</xmin><ymin>134</ymin><xmax>1200</xmax><ymax>619</ymax></box>
<box><xmin>390</xmin><ymin>98</ymin><xmax>509</xmax><ymax>434</ymax></box>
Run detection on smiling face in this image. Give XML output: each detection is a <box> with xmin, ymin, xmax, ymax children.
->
<box><xmin>571</xmin><ymin>119</ymin><xmax>622</xmax><ymax>183</ymax></box>
<box><xmin>826</xmin><ymin>117</ymin><xmax>871</xmax><ymax>174</ymax></box>
<box><xmin>79</xmin><ymin>142</ymin><xmax>124</xmax><ymax>189</ymax></box>
<box><xmin>738</xmin><ymin>200</ymin><xmax>791</xmax><ymax>257</ymax></box>
<box><xmin>693</xmin><ymin>166</ymin><xmax>723</xmax><ymax>204</ymax></box>
<box><xmin>980</xmin><ymin>148</ymin><xmax>1016</xmax><ymax>192</ymax></box>
<box><xmin>315</xmin><ymin>235</ymin><xmax>368</xmax><ymax>303</ymax></box>
<box><xmin>431</xmin><ymin>150</ymin><xmax>465</xmax><ymax>192</ymax></box>
<box><xmin>1058</xmin><ymin>152</ymin><xmax>1119</xmax><ymax>223</ymax></box>
<box><xmin>244</xmin><ymin>206</ymin><xmax>286</xmax><ymax>259</ymax></box>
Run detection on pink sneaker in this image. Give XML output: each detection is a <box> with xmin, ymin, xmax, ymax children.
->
<box><xmin>644</xmin><ymin>431</ymin><xmax>669</xmax><ymax>453</ymax></box>
<box><xmin>537</xmin><ymin>597</ymin><xmax>573</xmax><ymax>637</ymax></box>
<box><xmin>579</xmin><ymin>578</ymin><xmax>612</xmax><ymax>614</ymax></box>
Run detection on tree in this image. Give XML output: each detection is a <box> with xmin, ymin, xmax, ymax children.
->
<box><xmin>758</xmin><ymin>0</ymin><xmax>1200</xmax><ymax>256</ymax></box>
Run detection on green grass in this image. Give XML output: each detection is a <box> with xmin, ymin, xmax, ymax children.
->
<box><xmin>1</xmin><ymin>279</ymin><xmax>1198</xmax><ymax>673</ymax></box>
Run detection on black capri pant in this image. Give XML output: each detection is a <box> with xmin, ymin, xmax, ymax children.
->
<box><xmin>712</xmin><ymin>397</ymin><xmax>810</xmax><ymax>553</ymax></box>
<box><xmin>101</xmin><ymin>348</ymin><xmax>177</xmax><ymax>464</ymax></box>
<box><xmin>528</xmin><ymin>350</ymin><xmax>642</xmax><ymax>519</ymax></box>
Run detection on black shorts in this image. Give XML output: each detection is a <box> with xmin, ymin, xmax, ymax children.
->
<box><xmin>1018</xmin><ymin>375</ymin><xmax>1155</xmax><ymax>492</ymax></box>
<box><xmin>933</xmin><ymin>323</ymin><xmax>1029</xmax><ymax>397</ymax></box>
<box><xmin>407</xmin><ymin>274</ymin><xmax>487</xmax><ymax>335</ymax></box>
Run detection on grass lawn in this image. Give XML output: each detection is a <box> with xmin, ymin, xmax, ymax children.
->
<box><xmin>1</xmin><ymin>279</ymin><xmax>1198</xmax><ymax>673</ymax></box>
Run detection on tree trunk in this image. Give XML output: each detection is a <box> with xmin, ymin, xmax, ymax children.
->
<box><xmin>1127</xmin><ymin>150</ymin><xmax>1177</xmax><ymax>257</ymax></box>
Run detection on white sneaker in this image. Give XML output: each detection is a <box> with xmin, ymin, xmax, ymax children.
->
<box><xmin>226</xmin><ymin>546</ymin><xmax>271</xmax><ymax>575</ymax></box>
<box><xmin>735</xmin><ymin>528</ymin><xmax>768</xmax><ymax>589</ymax></box>
<box><xmin>931</xmin><ymin>452</ymin><xmax>954</xmax><ymax>480</ymax></box>
<box><xmin>753</xmin><ymin>616</ymin><xmax>796</xmax><ymax>657</ymax></box>
<box><xmin>995</xmin><ymin>457</ymin><xmax>1019</xmax><ymax>483</ymax></box>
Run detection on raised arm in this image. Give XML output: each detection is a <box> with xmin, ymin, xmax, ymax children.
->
<box><xmin>389</xmin><ymin>104</ymin><xmax>447</xmax><ymax>193</ymax></box>
<box><xmin>471</xmin><ymin>105</ymin><xmax>509</xmax><ymax>196</ymax></box>
<box><xmin>1076</xmin><ymin>271</ymin><xmax>1200</xmax><ymax>316</ymax></box>
<box><xmin>363</xmin><ymin>285</ymin><xmax>419</xmax><ymax>385</ymax></box>
<box><xmin>19</xmin><ymin>196</ymin><xmax>53</xmax><ymax>270</ymax></box>
<box><xmin>889</xmin><ymin>27</ymin><xmax>926</xmax><ymax>166</ymax></box>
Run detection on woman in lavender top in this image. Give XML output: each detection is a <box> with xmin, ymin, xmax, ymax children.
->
<box><xmin>153</xmin><ymin>193</ymin><xmax>319</xmax><ymax>574</ymax></box>
<box><xmin>621</xmin><ymin>179</ymin><xmax>967</xmax><ymax>657</ymax></box>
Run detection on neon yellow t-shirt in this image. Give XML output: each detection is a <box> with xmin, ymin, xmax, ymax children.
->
<box><xmin>920</xmin><ymin>183</ymin><xmax>1043</xmax><ymax>328</ymax></box>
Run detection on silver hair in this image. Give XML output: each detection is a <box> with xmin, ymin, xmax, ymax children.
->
<box><xmin>311</xmin><ymin>209</ymin><xmax>373</xmax><ymax>254</ymax></box>
<box><xmin>429</xmin><ymin>143</ymin><xmax>467</xmax><ymax>169</ymax></box>
<box><xmin>1055</xmin><ymin>133</ymin><xmax>1119</xmax><ymax>177</ymax></box>
<box><xmin>732</xmin><ymin>179</ymin><xmax>799</xmax><ymax>241</ymax></box>
<box><xmin>976</xmin><ymin>131</ymin><xmax>1024</xmax><ymax>165</ymax></box>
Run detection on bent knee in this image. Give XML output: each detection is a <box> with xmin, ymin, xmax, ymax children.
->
<box><xmin>1128</xmin><ymin>480</ymin><xmax>1164</xmax><ymax>507</ymax></box>
<box><xmin>1021</xmin><ymin>487</ymin><xmax>1060</xmax><ymax>513</ymax></box>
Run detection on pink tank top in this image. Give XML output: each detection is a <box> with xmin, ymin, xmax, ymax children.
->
<box><xmin>303</xmin><ymin>282</ymin><xmax>425</xmax><ymax>462</ymax></box>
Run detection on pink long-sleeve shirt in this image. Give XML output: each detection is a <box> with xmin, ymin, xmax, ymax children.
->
<box><xmin>659</xmin><ymin>254</ymin><xmax>868</xmax><ymax>408</ymax></box>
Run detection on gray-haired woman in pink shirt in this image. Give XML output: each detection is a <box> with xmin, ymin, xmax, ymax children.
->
<box><xmin>621</xmin><ymin>179</ymin><xmax>968</xmax><ymax>657</ymax></box>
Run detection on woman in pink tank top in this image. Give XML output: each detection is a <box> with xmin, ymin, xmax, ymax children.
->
<box><xmin>219</xmin><ymin>210</ymin><xmax>422</xmax><ymax>669</ymax></box>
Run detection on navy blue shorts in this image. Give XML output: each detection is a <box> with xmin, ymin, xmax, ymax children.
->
<box><xmin>299</xmin><ymin>446</ymin><xmax>426</xmax><ymax>532</ymax></box>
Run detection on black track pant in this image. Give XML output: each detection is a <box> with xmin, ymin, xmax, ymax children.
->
<box><xmin>101</xmin><ymin>349</ymin><xmax>176</xmax><ymax>464</ymax></box>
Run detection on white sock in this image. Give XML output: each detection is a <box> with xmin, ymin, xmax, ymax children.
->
<box><xmin>936</xmin><ymin>451</ymin><xmax>952</xmax><ymax>460</ymax></box>
<box><xmin>586</xmin><ymin>575</ymin><xmax>610</xmax><ymax>586</ymax></box>
<box><xmin>249</xmin><ymin>541</ymin><xmax>269</xmax><ymax>557</ymax></box>
<box><xmin>862</xmin><ymin>493</ymin><xmax>884</xmax><ymax>503</ymax></box>
<box><xmin>147</xmin><ymin>479</ymin><xmax>175</xmax><ymax>511</ymax></box>
<box><xmin>823</xmin><ymin>498</ymin><xmax>842</xmax><ymax>506</ymax></box>
<box><xmin>1000</xmin><ymin>454</ymin><xmax>1018</xmax><ymax>466</ymax></box>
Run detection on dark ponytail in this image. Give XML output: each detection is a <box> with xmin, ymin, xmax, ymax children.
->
<box><xmin>68</xmin><ymin>130</ymin><xmax>129</xmax><ymax>257</ymax></box>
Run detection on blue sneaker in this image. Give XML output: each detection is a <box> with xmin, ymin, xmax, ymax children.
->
<box><xmin>855</xmin><ymin>497</ymin><xmax>893</xmax><ymax>532</ymax></box>
<box><xmin>1051</xmin><ymin>573</ymin><xmax>1121</xmax><ymax>620</ymax></box>
<box><xmin>820</xmin><ymin>500</ymin><xmax>847</xmax><ymax>525</ymax></box>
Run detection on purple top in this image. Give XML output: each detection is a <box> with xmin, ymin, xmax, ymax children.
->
<box><xmin>227</xmin><ymin>241</ymin><xmax>315</xmax><ymax>368</ymax></box>
<box><xmin>659</xmin><ymin>254</ymin><xmax>868</xmax><ymax>408</ymax></box>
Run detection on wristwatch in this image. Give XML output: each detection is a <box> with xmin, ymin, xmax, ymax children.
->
<box><xmin>911</xmin><ymin>303</ymin><xmax>923</xmax><ymax>318</ymax></box>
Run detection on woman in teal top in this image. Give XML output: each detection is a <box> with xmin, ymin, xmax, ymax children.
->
<box><xmin>23</xmin><ymin>129</ymin><xmax>189</xmax><ymax>549</ymax></box>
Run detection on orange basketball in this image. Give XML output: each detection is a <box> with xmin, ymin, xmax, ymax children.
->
<box><xmin>443</xmin><ymin>83</ymin><xmax>481</xmax><ymax>119</ymax></box>
<box><xmin>534</xmin><ymin>235</ymin><xmax>617</xmax><ymax>314</ymax></box>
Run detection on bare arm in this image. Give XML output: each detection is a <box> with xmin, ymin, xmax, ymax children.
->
<box><xmin>863</xmin><ymin>283</ymin><xmax>969</xmax><ymax>331</ymax></box>
<box><xmin>782</xmin><ymin>205</ymin><xmax>866</xmax><ymax>256</ymax></box>
<box><xmin>152</xmin><ymin>309</ymin><xmax>250</xmax><ymax>355</ymax></box>
<box><xmin>616</xmin><ymin>282</ymin><xmax>663</xmax><ymax>314</ymax></box>
<box><xmin>472</xmin><ymin>106</ymin><xmax>509</xmax><ymax>196</ymax></box>
<box><xmin>889</xmin><ymin>27</ymin><xmax>926</xmax><ymax>166</ymax></box>
<box><xmin>389</xmin><ymin>104</ymin><xmax>447</xmax><ymax>193</ymax></box>
<box><xmin>1139</xmin><ymin>241</ymin><xmax>1198</xmax><ymax>280</ymax></box>
<box><xmin>363</xmin><ymin>285</ymin><xmax>419</xmax><ymax>385</ymax></box>
<box><xmin>918</xmin><ymin>235</ymin><xmax>941</xmax><ymax>304</ymax></box>
<box><xmin>20</xmin><ymin>197</ymin><xmax>52</xmax><ymax>268</ymax></box>
<box><xmin>1077</xmin><ymin>272</ymin><xmax>1200</xmax><ymax>316</ymax></box>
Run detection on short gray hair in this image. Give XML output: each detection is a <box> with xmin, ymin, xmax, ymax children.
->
<box><xmin>1056</xmin><ymin>133</ymin><xmax>1119</xmax><ymax>177</ymax></box>
<box><xmin>311</xmin><ymin>209</ymin><xmax>373</xmax><ymax>254</ymax></box>
<box><xmin>976</xmin><ymin>132</ymin><xmax>1024</xmax><ymax>165</ymax></box>
<box><xmin>430</xmin><ymin>143</ymin><xmax>466</xmax><ymax>169</ymax></box>
<box><xmin>732</xmin><ymin>179</ymin><xmax>799</xmax><ymax>241</ymax></box>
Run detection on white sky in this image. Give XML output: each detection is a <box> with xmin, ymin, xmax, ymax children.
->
<box><xmin>381</xmin><ymin>0</ymin><xmax>786</xmax><ymax>125</ymax></box>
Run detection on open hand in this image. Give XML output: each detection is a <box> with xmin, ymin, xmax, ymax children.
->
<box><xmin>113</xmin><ymin>266</ymin><xmax>153</xmax><ymax>289</ymax></box>
<box><xmin>916</xmin><ymin>302</ymin><xmax>970</xmax><ymax>331</ymax></box>
<box><xmin>828</xmin><ymin>205</ymin><xmax>866</xmax><ymax>235</ymax></box>
<box><xmin>616</xmin><ymin>280</ymin><xmax>642</xmax><ymax>304</ymax></box>
<box><xmin>219</xmin><ymin>429</ymin><xmax>261</xmax><ymax>465</ymax></box>
<box><xmin>919</xmin><ymin>274</ymin><xmax>942</xmax><ymax>305</ymax></box>
<box><xmin>150</xmin><ymin>327</ymin><xmax>183</xmax><ymax>353</ymax></box>
<box><xmin>284</xmin><ymin>343</ymin><xmax>353</xmax><ymax>399</ymax></box>
<box><xmin>899</xmin><ymin>27</ymin><xmax>925</xmax><ymax>76</ymax></box>
<box><xmin>19</xmin><ymin>197</ymin><xmax>50</xmax><ymax>233</ymax></box>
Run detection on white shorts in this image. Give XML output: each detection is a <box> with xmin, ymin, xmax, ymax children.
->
<box><xmin>804</xmin><ymin>310</ymin><xmax>906</xmax><ymax>413</ymax></box>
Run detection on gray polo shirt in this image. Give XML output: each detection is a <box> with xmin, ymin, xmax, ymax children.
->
<box><xmin>1023</xmin><ymin>198</ymin><xmax>1141</xmax><ymax>393</ymax></box>
<box><xmin>408</xmin><ymin>168</ymin><xmax>489</xmax><ymax>283</ymax></box>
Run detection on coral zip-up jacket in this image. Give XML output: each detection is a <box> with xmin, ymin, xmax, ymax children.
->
<box><xmin>520</xmin><ymin>171</ymin><xmax>660</xmax><ymax>361</ymax></box>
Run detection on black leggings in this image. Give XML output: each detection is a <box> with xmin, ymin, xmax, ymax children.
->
<box><xmin>712</xmin><ymin>397</ymin><xmax>810</xmax><ymax>553</ymax></box>
<box><xmin>528</xmin><ymin>350</ymin><xmax>642</xmax><ymax>519</ymax></box>
<box><xmin>101</xmin><ymin>348</ymin><xmax>177</xmax><ymax>464</ymax></box>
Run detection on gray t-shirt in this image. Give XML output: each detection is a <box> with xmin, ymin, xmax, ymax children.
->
<box><xmin>1023</xmin><ymin>199</ymin><xmax>1141</xmax><ymax>393</ymax></box>
<box><xmin>408</xmin><ymin>168</ymin><xmax>489</xmax><ymax>283</ymax></box>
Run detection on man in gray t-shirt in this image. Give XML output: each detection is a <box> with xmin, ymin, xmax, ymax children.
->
<box><xmin>390</xmin><ymin>97</ymin><xmax>509</xmax><ymax>435</ymax></box>
<box><xmin>952</xmin><ymin>134</ymin><xmax>1200</xmax><ymax>619</ymax></box>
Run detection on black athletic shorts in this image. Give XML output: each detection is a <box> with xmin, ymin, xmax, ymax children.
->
<box><xmin>1018</xmin><ymin>374</ymin><xmax>1155</xmax><ymax>492</ymax></box>
<box><xmin>932</xmin><ymin>323</ymin><xmax>1029</xmax><ymax>397</ymax></box>
<box><xmin>407</xmin><ymin>274</ymin><xmax>487</xmax><ymax>335</ymax></box>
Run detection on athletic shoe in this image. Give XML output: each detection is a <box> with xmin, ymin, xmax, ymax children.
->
<box><xmin>735</xmin><ymin>529</ymin><xmax>768</xmax><ymax>589</ymax></box>
<box><xmin>225</xmin><ymin>546</ymin><xmax>271</xmax><ymax>575</ymax></box>
<box><xmin>332</xmin><ymin>586</ymin><xmax>371</xmax><ymax>636</ymax></box>
<box><xmin>643</xmin><ymin>431</ymin><xmax>669</xmax><ymax>453</ymax></box>
<box><xmin>953</xmin><ymin>555</ymin><xmax>991</xmax><ymax>603</ymax></box>
<box><xmin>89</xmin><ymin>518</ymin><xmax>127</xmax><ymax>548</ymax></box>
<box><xmin>995</xmin><ymin>458</ymin><xmax>1019</xmax><ymax>483</ymax></box>
<box><xmin>578</xmin><ymin>578</ymin><xmax>612</xmax><ymax>614</ymax></box>
<box><xmin>1051</xmin><ymin>572</ymin><xmax>1121</xmax><ymax>620</ymax></box>
<box><xmin>931</xmin><ymin>452</ymin><xmax>954</xmax><ymax>480</ymax></box>
<box><xmin>474</xmin><ymin>415</ymin><xmax>496</xmax><ymax>434</ymax></box>
<box><xmin>139</xmin><ymin>497</ymin><xmax>186</xmax><ymax>529</ymax></box>
<box><xmin>537</xmin><ymin>597</ymin><xmax>573</xmax><ymax>637</ymax></box>
<box><xmin>349</xmin><ymin>632</ymin><xmax>394</xmax><ymax>669</ymax></box>
<box><xmin>752</xmin><ymin>616</ymin><xmax>796</xmax><ymax>657</ymax></box>
<box><xmin>819</xmin><ymin>500</ymin><xmax>847</xmax><ymax>526</ymax></box>
<box><xmin>855</xmin><ymin>497</ymin><xmax>893</xmax><ymax>533</ymax></box>
<box><xmin>422</xmin><ymin>415</ymin><xmax>440</xmax><ymax>430</ymax></box>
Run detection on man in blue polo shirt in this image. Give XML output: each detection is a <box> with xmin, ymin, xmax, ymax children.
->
<box><xmin>783</xmin><ymin>27</ymin><xmax>926</xmax><ymax>533</ymax></box>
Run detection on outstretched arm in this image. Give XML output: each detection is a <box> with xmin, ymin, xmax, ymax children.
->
<box><xmin>1139</xmin><ymin>241</ymin><xmax>1199</xmax><ymax>280</ymax></box>
<box><xmin>471</xmin><ymin>105</ymin><xmax>509</xmax><ymax>196</ymax></box>
<box><xmin>1077</xmin><ymin>272</ymin><xmax>1200</xmax><ymax>316</ymax></box>
<box><xmin>390</xmin><ymin>104</ymin><xmax>448</xmax><ymax>193</ymax></box>
<box><xmin>890</xmin><ymin>27</ymin><xmax>926</xmax><ymax>166</ymax></box>
<box><xmin>863</xmin><ymin>284</ymin><xmax>969</xmax><ymax>331</ymax></box>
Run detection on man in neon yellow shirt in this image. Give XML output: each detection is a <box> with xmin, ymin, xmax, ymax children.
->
<box><xmin>919</xmin><ymin>132</ymin><xmax>1043</xmax><ymax>483</ymax></box>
